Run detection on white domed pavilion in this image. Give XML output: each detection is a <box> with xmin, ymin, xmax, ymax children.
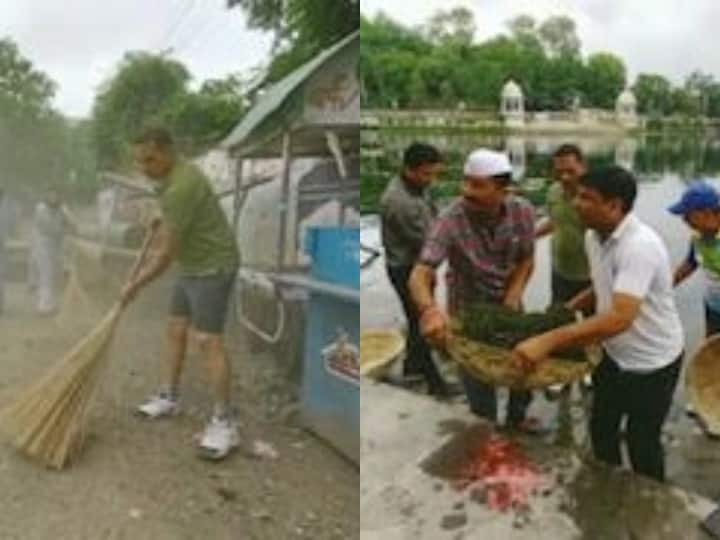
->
<box><xmin>500</xmin><ymin>79</ymin><xmax>525</xmax><ymax>127</ymax></box>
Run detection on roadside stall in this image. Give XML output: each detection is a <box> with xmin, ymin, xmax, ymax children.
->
<box><xmin>220</xmin><ymin>31</ymin><xmax>360</xmax><ymax>463</ymax></box>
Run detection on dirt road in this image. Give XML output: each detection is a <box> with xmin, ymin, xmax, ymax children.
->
<box><xmin>0</xmin><ymin>275</ymin><xmax>358</xmax><ymax>540</ymax></box>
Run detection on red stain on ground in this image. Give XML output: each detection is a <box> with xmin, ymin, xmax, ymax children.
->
<box><xmin>455</xmin><ymin>434</ymin><xmax>543</xmax><ymax>512</ymax></box>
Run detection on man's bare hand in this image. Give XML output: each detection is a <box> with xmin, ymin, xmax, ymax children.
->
<box><xmin>420</xmin><ymin>305</ymin><xmax>449</xmax><ymax>348</ymax></box>
<box><xmin>511</xmin><ymin>334</ymin><xmax>554</xmax><ymax>372</ymax></box>
<box><xmin>503</xmin><ymin>292</ymin><xmax>523</xmax><ymax>312</ymax></box>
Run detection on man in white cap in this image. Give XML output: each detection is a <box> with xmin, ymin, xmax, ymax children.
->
<box><xmin>409</xmin><ymin>148</ymin><xmax>537</xmax><ymax>430</ymax></box>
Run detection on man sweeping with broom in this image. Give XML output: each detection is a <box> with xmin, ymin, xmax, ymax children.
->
<box><xmin>120</xmin><ymin>127</ymin><xmax>240</xmax><ymax>460</ymax></box>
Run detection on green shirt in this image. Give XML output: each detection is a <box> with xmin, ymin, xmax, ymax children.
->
<box><xmin>547</xmin><ymin>182</ymin><xmax>589</xmax><ymax>280</ymax></box>
<box><xmin>158</xmin><ymin>160</ymin><xmax>239</xmax><ymax>275</ymax></box>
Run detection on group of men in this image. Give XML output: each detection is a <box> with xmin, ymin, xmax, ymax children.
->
<box><xmin>380</xmin><ymin>141</ymin><xmax>720</xmax><ymax>483</ymax></box>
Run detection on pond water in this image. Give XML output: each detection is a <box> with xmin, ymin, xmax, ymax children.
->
<box><xmin>361</xmin><ymin>130</ymin><xmax>720</xmax><ymax>358</ymax></box>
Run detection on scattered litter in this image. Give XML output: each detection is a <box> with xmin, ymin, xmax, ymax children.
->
<box><xmin>253</xmin><ymin>440</ymin><xmax>279</xmax><ymax>460</ymax></box>
<box><xmin>251</xmin><ymin>509</ymin><xmax>272</xmax><ymax>521</ymax></box>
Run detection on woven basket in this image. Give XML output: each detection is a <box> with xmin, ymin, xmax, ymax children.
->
<box><xmin>445</xmin><ymin>326</ymin><xmax>601</xmax><ymax>390</ymax></box>
<box><xmin>688</xmin><ymin>335</ymin><xmax>720</xmax><ymax>434</ymax></box>
<box><xmin>360</xmin><ymin>329</ymin><xmax>405</xmax><ymax>380</ymax></box>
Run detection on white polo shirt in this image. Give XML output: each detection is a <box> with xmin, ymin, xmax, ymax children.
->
<box><xmin>585</xmin><ymin>213</ymin><xmax>684</xmax><ymax>372</ymax></box>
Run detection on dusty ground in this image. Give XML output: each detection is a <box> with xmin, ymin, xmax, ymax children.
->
<box><xmin>0</xmin><ymin>267</ymin><xmax>358</xmax><ymax>539</ymax></box>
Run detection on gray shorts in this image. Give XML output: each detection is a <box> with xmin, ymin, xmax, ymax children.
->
<box><xmin>170</xmin><ymin>272</ymin><xmax>236</xmax><ymax>334</ymax></box>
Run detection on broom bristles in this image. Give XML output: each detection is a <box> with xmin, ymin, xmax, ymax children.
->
<box><xmin>0</xmin><ymin>305</ymin><xmax>123</xmax><ymax>469</ymax></box>
<box><xmin>3</xmin><ymin>226</ymin><xmax>156</xmax><ymax>470</ymax></box>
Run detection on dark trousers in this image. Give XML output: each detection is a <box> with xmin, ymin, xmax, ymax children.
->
<box><xmin>551</xmin><ymin>271</ymin><xmax>591</xmax><ymax>306</ymax></box>
<box><xmin>386</xmin><ymin>265</ymin><xmax>447</xmax><ymax>392</ymax></box>
<box><xmin>590</xmin><ymin>351</ymin><xmax>682</xmax><ymax>482</ymax></box>
<box><xmin>551</xmin><ymin>272</ymin><xmax>592</xmax><ymax>396</ymax></box>
<box><xmin>459</xmin><ymin>367</ymin><xmax>532</xmax><ymax>425</ymax></box>
<box><xmin>705</xmin><ymin>303</ymin><xmax>720</xmax><ymax>337</ymax></box>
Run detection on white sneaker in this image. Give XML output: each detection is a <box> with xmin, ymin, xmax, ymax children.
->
<box><xmin>136</xmin><ymin>394</ymin><xmax>180</xmax><ymax>418</ymax></box>
<box><xmin>197</xmin><ymin>416</ymin><xmax>240</xmax><ymax>460</ymax></box>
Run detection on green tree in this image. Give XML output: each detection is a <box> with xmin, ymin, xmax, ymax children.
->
<box><xmin>91</xmin><ymin>52</ymin><xmax>190</xmax><ymax>169</ymax></box>
<box><xmin>582</xmin><ymin>52</ymin><xmax>626</xmax><ymax>109</ymax></box>
<box><xmin>633</xmin><ymin>73</ymin><xmax>673</xmax><ymax>115</ymax></box>
<box><xmin>507</xmin><ymin>14</ymin><xmax>535</xmax><ymax>36</ymax></box>
<box><xmin>372</xmin><ymin>50</ymin><xmax>420</xmax><ymax>108</ymax></box>
<box><xmin>533</xmin><ymin>55</ymin><xmax>585</xmax><ymax>110</ymax></box>
<box><xmin>506</xmin><ymin>15</ymin><xmax>543</xmax><ymax>53</ymax></box>
<box><xmin>704</xmin><ymin>83</ymin><xmax>720</xmax><ymax>118</ymax></box>
<box><xmin>538</xmin><ymin>16</ymin><xmax>581</xmax><ymax>57</ymax></box>
<box><xmin>0</xmin><ymin>38</ymin><xmax>55</xmax><ymax>119</ymax></box>
<box><xmin>163</xmin><ymin>75</ymin><xmax>249</xmax><ymax>151</ymax></box>
<box><xmin>685</xmin><ymin>70</ymin><xmax>715</xmax><ymax>117</ymax></box>
<box><xmin>361</xmin><ymin>11</ymin><xmax>689</xmax><ymax>118</ymax></box>
<box><xmin>360</xmin><ymin>14</ymin><xmax>430</xmax><ymax>107</ymax></box>
<box><xmin>228</xmin><ymin>0</ymin><xmax>359</xmax><ymax>84</ymax></box>
<box><xmin>416</xmin><ymin>51</ymin><xmax>456</xmax><ymax>105</ymax></box>
<box><xmin>227</xmin><ymin>0</ymin><xmax>284</xmax><ymax>34</ymax></box>
<box><xmin>65</xmin><ymin>119</ymin><xmax>100</xmax><ymax>198</ymax></box>
<box><xmin>0</xmin><ymin>38</ymin><xmax>77</xmax><ymax>194</ymax></box>
<box><xmin>461</xmin><ymin>36</ymin><xmax>522</xmax><ymax>107</ymax></box>
<box><xmin>91</xmin><ymin>53</ymin><xmax>249</xmax><ymax>170</ymax></box>
<box><xmin>426</xmin><ymin>7</ymin><xmax>476</xmax><ymax>46</ymax></box>
<box><xmin>407</xmin><ymin>69</ymin><xmax>427</xmax><ymax>108</ymax></box>
<box><xmin>671</xmin><ymin>87</ymin><xmax>700</xmax><ymax>116</ymax></box>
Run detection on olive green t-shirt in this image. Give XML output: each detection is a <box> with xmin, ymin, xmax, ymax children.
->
<box><xmin>547</xmin><ymin>182</ymin><xmax>589</xmax><ymax>280</ymax></box>
<box><xmin>158</xmin><ymin>161</ymin><xmax>239</xmax><ymax>275</ymax></box>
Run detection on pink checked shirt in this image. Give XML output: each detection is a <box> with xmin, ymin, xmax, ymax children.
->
<box><xmin>419</xmin><ymin>196</ymin><xmax>535</xmax><ymax>314</ymax></box>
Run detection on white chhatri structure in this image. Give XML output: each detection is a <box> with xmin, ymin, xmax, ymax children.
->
<box><xmin>615</xmin><ymin>88</ymin><xmax>638</xmax><ymax>128</ymax></box>
<box><xmin>500</xmin><ymin>79</ymin><xmax>525</xmax><ymax>128</ymax></box>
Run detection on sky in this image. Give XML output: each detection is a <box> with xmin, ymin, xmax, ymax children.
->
<box><xmin>360</xmin><ymin>0</ymin><xmax>719</xmax><ymax>87</ymax></box>
<box><xmin>0</xmin><ymin>0</ymin><xmax>273</xmax><ymax>118</ymax></box>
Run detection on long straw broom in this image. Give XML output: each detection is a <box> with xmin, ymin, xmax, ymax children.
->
<box><xmin>0</xmin><ymin>225</ymin><xmax>157</xmax><ymax>469</ymax></box>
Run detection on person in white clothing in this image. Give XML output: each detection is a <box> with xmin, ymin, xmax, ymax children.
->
<box><xmin>97</xmin><ymin>181</ymin><xmax>116</xmax><ymax>238</ymax></box>
<box><xmin>29</xmin><ymin>187</ymin><xmax>77</xmax><ymax>315</ymax></box>
<box><xmin>0</xmin><ymin>188</ymin><xmax>17</xmax><ymax>315</ymax></box>
<box><xmin>511</xmin><ymin>166</ymin><xmax>684</xmax><ymax>482</ymax></box>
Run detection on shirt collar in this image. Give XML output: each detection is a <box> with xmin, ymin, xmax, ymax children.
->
<box><xmin>693</xmin><ymin>229</ymin><xmax>720</xmax><ymax>242</ymax></box>
<box><xmin>610</xmin><ymin>212</ymin><xmax>636</xmax><ymax>241</ymax></box>
<box><xmin>154</xmin><ymin>162</ymin><xmax>180</xmax><ymax>195</ymax></box>
<box><xmin>400</xmin><ymin>175</ymin><xmax>426</xmax><ymax>196</ymax></box>
<box><xmin>592</xmin><ymin>212</ymin><xmax>637</xmax><ymax>245</ymax></box>
<box><xmin>461</xmin><ymin>197</ymin><xmax>508</xmax><ymax>225</ymax></box>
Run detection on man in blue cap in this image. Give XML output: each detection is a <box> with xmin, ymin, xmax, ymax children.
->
<box><xmin>668</xmin><ymin>180</ymin><xmax>720</xmax><ymax>438</ymax></box>
<box><xmin>669</xmin><ymin>181</ymin><xmax>720</xmax><ymax>336</ymax></box>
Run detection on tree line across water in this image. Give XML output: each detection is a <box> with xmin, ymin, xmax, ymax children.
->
<box><xmin>361</xmin><ymin>9</ymin><xmax>720</xmax><ymax>119</ymax></box>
